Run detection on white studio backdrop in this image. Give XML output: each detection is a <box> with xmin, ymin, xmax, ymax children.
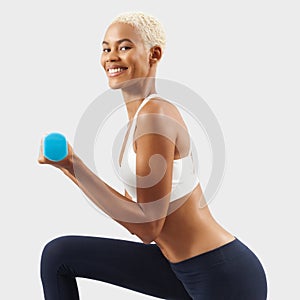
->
<box><xmin>1</xmin><ymin>0</ymin><xmax>299</xmax><ymax>299</ymax></box>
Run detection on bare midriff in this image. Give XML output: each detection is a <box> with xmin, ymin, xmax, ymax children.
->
<box><xmin>154</xmin><ymin>184</ymin><xmax>236</xmax><ymax>264</ymax></box>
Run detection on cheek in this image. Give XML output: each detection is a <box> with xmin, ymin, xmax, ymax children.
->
<box><xmin>136</xmin><ymin>55</ymin><xmax>150</xmax><ymax>74</ymax></box>
<box><xmin>100</xmin><ymin>54</ymin><xmax>106</xmax><ymax>68</ymax></box>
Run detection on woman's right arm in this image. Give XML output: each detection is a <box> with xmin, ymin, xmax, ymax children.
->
<box><xmin>38</xmin><ymin>139</ymin><xmax>156</xmax><ymax>242</ymax></box>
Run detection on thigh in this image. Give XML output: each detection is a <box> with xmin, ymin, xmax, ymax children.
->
<box><xmin>41</xmin><ymin>235</ymin><xmax>192</xmax><ymax>300</ymax></box>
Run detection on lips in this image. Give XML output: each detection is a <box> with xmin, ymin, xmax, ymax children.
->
<box><xmin>106</xmin><ymin>66</ymin><xmax>128</xmax><ymax>77</ymax></box>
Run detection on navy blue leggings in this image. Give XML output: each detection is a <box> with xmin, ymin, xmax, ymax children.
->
<box><xmin>40</xmin><ymin>235</ymin><xmax>268</xmax><ymax>300</ymax></box>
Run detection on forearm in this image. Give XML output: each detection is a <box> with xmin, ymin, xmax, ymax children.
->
<box><xmin>59</xmin><ymin>154</ymin><xmax>154</xmax><ymax>243</ymax></box>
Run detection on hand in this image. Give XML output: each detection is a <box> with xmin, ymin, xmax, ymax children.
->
<box><xmin>38</xmin><ymin>135</ymin><xmax>75</xmax><ymax>172</ymax></box>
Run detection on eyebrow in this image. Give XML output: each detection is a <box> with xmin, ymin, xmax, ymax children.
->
<box><xmin>102</xmin><ymin>38</ymin><xmax>134</xmax><ymax>45</ymax></box>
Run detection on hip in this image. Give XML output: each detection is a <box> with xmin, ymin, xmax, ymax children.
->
<box><xmin>167</xmin><ymin>237</ymin><xmax>268</xmax><ymax>299</ymax></box>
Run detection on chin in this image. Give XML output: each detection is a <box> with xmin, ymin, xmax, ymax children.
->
<box><xmin>108</xmin><ymin>78</ymin><xmax>136</xmax><ymax>90</ymax></box>
<box><xmin>108</xmin><ymin>80</ymin><xmax>126</xmax><ymax>90</ymax></box>
<box><xmin>108</xmin><ymin>82</ymin><xmax>120</xmax><ymax>90</ymax></box>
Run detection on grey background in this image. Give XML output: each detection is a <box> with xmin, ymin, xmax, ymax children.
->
<box><xmin>1</xmin><ymin>0</ymin><xmax>299</xmax><ymax>299</ymax></box>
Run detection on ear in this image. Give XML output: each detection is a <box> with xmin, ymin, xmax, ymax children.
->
<box><xmin>149</xmin><ymin>46</ymin><xmax>162</xmax><ymax>65</ymax></box>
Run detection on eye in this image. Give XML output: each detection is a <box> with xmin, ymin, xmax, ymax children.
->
<box><xmin>120</xmin><ymin>46</ymin><xmax>131</xmax><ymax>51</ymax></box>
<box><xmin>102</xmin><ymin>48</ymin><xmax>110</xmax><ymax>53</ymax></box>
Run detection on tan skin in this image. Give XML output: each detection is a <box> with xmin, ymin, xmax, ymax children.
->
<box><xmin>38</xmin><ymin>22</ymin><xmax>235</xmax><ymax>263</ymax></box>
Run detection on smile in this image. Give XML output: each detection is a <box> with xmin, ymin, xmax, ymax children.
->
<box><xmin>107</xmin><ymin>67</ymin><xmax>128</xmax><ymax>77</ymax></box>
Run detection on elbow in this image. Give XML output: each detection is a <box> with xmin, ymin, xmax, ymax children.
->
<box><xmin>141</xmin><ymin>226</ymin><xmax>161</xmax><ymax>245</ymax></box>
<box><xmin>142</xmin><ymin>235</ymin><xmax>156</xmax><ymax>244</ymax></box>
<box><xmin>140</xmin><ymin>231</ymin><xmax>155</xmax><ymax>244</ymax></box>
<box><xmin>142</xmin><ymin>239</ymin><xmax>153</xmax><ymax>245</ymax></box>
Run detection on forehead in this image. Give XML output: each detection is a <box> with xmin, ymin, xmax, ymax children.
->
<box><xmin>103</xmin><ymin>23</ymin><xmax>143</xmax><ymax>44</ymax></box>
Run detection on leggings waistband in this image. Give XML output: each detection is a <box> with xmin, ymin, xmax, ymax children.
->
<box><xmin>169</xmin><ymin>237</ymin><xmax>251</xmax><ymax>270</ymax></box>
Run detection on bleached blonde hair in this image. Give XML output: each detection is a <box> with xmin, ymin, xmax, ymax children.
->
<box><xmin>110</xmin><ymin>11</ymin><xmax>166</xmax><ymax>52</ymax></box>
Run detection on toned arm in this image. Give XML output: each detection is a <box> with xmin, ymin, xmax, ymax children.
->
<box><xmin>51</xmin><ymin>103</ymin><xmax>177</xmax><ymax>244</ymax></box>
<box><xmin>59</xmin><ymin>159</ymin><xmax>155</xmax><ymax>244</ymax></box>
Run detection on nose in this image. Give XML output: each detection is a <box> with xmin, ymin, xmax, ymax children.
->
<box><xmin>105</xmin><ymin>48</ymin><xmax>120</xmax><ymax>63</ymax></box>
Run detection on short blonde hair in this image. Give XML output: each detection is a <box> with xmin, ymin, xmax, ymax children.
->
<box><xmin>111</xmin><ymin>11</ymin><xmax>166</xmax><ymax>52</ymax></box>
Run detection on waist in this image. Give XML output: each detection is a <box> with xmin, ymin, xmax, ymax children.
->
<box><xmin>167</xmin><ymin>237</ymin><xmax>254</xmax><ymax>268</ymax></box>
<box><xmin>153</xmin><ymin>193</ymin><xmax>236</xmax><ymax>264</ymax></box>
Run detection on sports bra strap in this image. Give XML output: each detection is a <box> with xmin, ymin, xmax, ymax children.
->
<box><xmin>188</xmin><ymin>134</ymin><xmax>192</xmax><ymax>156</ymax></box>
<box><xmin>130</xmin><ymin>93</ymin><xmax>193</xmax><ymax>157</ymax></box>
<box><xmin>130</xmin><ymin>93</ymin><xmax>160</xmax><ymax>130</ymax></box>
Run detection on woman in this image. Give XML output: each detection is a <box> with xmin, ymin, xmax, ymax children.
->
<box><xmin>38</xmin><ymin>12</ymin><xmax>268</xmax><ymax>300</ymax></box>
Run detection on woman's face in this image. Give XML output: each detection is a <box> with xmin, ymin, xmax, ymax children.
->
<box><xmin>101</xmin><ymin>22</ymin><xmax>152</xmax><ymax>89</ymax></box>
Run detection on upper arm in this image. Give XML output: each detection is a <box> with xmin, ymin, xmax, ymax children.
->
<box><xmin>135</xmin><ymin>103</ymin><xmax>178</xmax><ymax>240</ymax></box>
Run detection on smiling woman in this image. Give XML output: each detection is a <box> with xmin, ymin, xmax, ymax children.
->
<box><xmin>39</xmin><ymin>11</ymin><xmax>268</xmax><ymax>300</ymax></box>
<box><xmin>100</xmin><ymin>19</ymin><xmax>163</xmax><ymax>90</ymax></box>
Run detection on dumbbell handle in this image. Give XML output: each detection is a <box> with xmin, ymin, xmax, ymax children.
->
<box><xmin>43</xmin><ymin>132</ymin><xmax>68</xmax><ymax>162</ymax></box>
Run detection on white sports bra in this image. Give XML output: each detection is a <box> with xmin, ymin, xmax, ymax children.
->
<box><xmin>118</xmin><ymin>94</ymin><xmax>199</xmax><ymax>202</ymax></box>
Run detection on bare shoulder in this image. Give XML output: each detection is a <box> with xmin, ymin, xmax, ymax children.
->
<box><xmin>137</xmin><ymin>97</ymin><xmax>187</xmax><ymax>131</ymax></box>
<box><xmin>140</xmin><ymin>97</ymin><xmax>180</xmax><ymax>117</ymax></box>
<box><xmin>135</xmin><ymin>96</ymin><xmax>191</xmax><ymax>159</ymax></box>
<box><xmin>134</xmin><ymin>97</ymin><xmax>191</xmax><ymax>155</ymax></box>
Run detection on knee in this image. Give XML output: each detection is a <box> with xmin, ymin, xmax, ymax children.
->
<box><xmin>40</xmin><ymin>236</ymin><xmax>74</xmax><ymax>275</ymax></box>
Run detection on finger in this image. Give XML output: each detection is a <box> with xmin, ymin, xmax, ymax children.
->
<box><xmin>38</xmin><ymin>137</ymin><xmax>46</xmax><ymax>163</ymax></box>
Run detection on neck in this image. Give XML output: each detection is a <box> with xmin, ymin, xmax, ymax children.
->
<box><xmin>121</xmin><ymin>77</ymin><xmax>157</xmax><ymax>121</ymax></box>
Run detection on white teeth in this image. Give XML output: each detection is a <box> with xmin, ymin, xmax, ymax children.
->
<box><xmin>108</xmin><ymin>68</ymin><xmax>125</xmax><ymax>74</ymax></box>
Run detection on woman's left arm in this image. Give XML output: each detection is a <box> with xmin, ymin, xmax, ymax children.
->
<box><xmin>38</xmin><ymin>105</ymin><xmax>178</xmax><ymax>244</ymax></box>
<box><xmin>58</xmin><ymin>153</ymin><xmax>155</xmax><ymax>243</ymax></box>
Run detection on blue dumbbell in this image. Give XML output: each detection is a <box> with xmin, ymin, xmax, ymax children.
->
<box><xmin>43</xmin><ymin>132</ymin><xmax>68</xmax><ymax>162</ymax></box>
